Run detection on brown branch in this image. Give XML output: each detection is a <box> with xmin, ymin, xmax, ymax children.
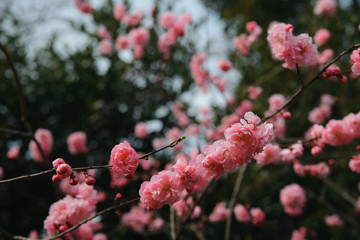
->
<box><xmin>175</xmin><ymin>179</ymin><xmax>214</xmax><ymax>240</ymax></box>
<box><xmin>224</xmin><ymin>164</ymin><xmax>247</xmax><ymax>240</ymax></box>
<box><xmin>0</xmin><ymin>43</ymin><xmax>32</xmax><ymax>133</ymax></box>
<box><xmin>260</xmin><ymin>43</ymin><xmax>360</xmax><ymax>124</ymax></box>
<box><xmin>0</xmin><ymin>136</ymin><xmax>186</xmax><ymax>184</ymax></box>
<box><xmin>295</xmin><ymin>64</ymin><xmax>304</xmax><ymax>88</ymax></box>
<box><xmin>0</xmin><ymin>128</ymin><xmax>31</xmax><ymax>137</ymax></box>
<box><xmin>139</xmin><ymin>136</ymin><xmax>186</xmax><ymax>160</ymax></box>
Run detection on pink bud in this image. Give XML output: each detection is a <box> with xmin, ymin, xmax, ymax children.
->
<box><xmin>52</xmin><ymin>158</ymin><xmax>65</xmax><ymax>170</ymax></box>
<box><xmin>115</xmin><ymin>193</ymin><xmax>122</xmax><ymax>200</ymax></box>
<box><xmin>339</xmin><ymin>75</ymin><xmax>347</xmax><ymax>84</ymax></box>
<box><xmin>56</xmin><ymin>164</ymin><xmax>73</xmax><ymax>179</ymax></box>
<box><xmin>85</xmin><ymin>176</ymin><xmax>96</xmax><ymax>185</ymax></box>
<box><xmin>69</xmin><ymin>177</ymin><xmax>79</xmax><ymax>185</ymax></box>
<box><xmin>282</xmin><ymin>111</ymin><xmax>291</xmax><ymax>120</ymax></box>
<box><xmin>59</xmin><ymin>224</ymin><xmax>68</xmax><ymax>231</ymax></box>
<box><xmin>52</xmin><ymin>174</ymin><xmax>62</xmax><ymax>183</ymax></box>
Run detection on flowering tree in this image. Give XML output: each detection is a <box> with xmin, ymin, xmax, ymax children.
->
<box><xmin>1</xmin><ymin>0</ymin><xmax>360</xmax><ymax>239</ymax></box>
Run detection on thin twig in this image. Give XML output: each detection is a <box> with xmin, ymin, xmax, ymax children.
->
<box><xmin>0</xmin><ymin>137</ymin><xmax>186</xmax><ymax>184</ymax></box>
<box><xmin>261</xmin><ymin>43</ymin><xmax>360</xmax><ymax>124</ymax></box>
<box><xmin>175</xmin><ymin>179</ymin><xmax>215</xmax><ymax>240</ymax></box>
<box><xmin>295</xmin><ymin>64</ymin><xmax>304</xmax><ymax>88</ymax></box>
<box><xmin>318</xmin><ymin>175</ymin><xmax>357</xmax><ymax>206</ymax></box>
<box><xmin>170</xmin><ymin>206</ymin><xmax>176</xmax><ymax>240</ymax></box>
<box><xmin>224</xmin><ymin>164</ymin><xmax>247</xmax><ymax>240</ymax></box>
<box><xmin>0</xmin><ymin>128</ymin><xmax>31</xmax><ymax>137</ymax></box>
<box><xmin>0</xmin><ymin>43</ymin><xmax>32</xmax><ymax>133</ymax></box>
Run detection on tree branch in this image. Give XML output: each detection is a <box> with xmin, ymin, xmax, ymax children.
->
<box><xmin>261</xmin><ymin>43</ymin><xmax>360</xmax><ymax>124</ymax></box>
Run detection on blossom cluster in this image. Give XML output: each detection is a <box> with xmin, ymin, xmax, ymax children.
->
<box><xmin>122</xmin><ymin>204</ymin><xmax>164</xmax><ymax>232</ymax></box>
<box><xmin>267</xmin><ymin>22</ymin><xmax>318</xmax><ymax>69</ymax></box>
<box><xmin>139</xmin><ymin>112</ymin><xmax>274</xmax><ymax>211</ymax></box>
<box><xmin>233</xmin><ymin>21</ymin><xmax>262</xmax><ymax>56</ymax></box>
<box><xmin>233</xmin><ymin>204</ymin><xmax>266</xmax><ymax>227</ymax></box>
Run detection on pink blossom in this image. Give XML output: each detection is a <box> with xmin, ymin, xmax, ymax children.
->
<box><xmin>246</xmin><ymin>21</ymin><xmax>262</xmax><ymax>43</ymax></box>
<box><xmin>268</xmin><ymin>94</ymin><xmax>286</xmax><ymax>111</ymax></box>
<box><xmin>67</xmin><ymin>131</ymin><xmax>89</xmax><ymax>154</ymax></box>
<box><xmin>148</xmin><ymin>218</ymin><xmax>164</xmax><ymax>232</ymax></box>
<box><xmin>178</xmin><ymin>12</ymin><xmax>192</xmax><ymax>25</ymax></box>
<box><xmin>318</xmin><ymin>49</ymin><xmax>334</xmax><ymax>65</ymax></box>
<box><xmin>172</xmin><ymin>157</ymin><xmax>201</xmax><ymax>190</ymax></box>
<box><xmin>290</xmin><ymin>227</ymin><xmax>307</xmax><ymax>240</ymax></box>
<box><xmin>97</xmin><ymin>26</ymin><xmax>110</xmax><ymax>39</ymax></box>
<box><xmin>190</xmin><ymin>53</ymin><xmax>209</xmax><ymax>90</ymax></box>
<box><xmin>75</xmin><ymin>0</ymin><xmax>93</xmax><ymax>14</ymax></box>
<box><xmin>185</xmin><ymin>124</ymin><xmax>199</xmax><ymax>135</ymax></box>
<box><xmin>99</xmin><ymin>40</ymin><xmax>112</xmax><ymax>55</ymax></box>
<box><xmin>280</xmin><ymin>141</ymin><xmax>304</xmax><ymax>162</ymax></box>
<box><xmin>0</xmin><ymin>167</ymin><xmax>3</xmax><ymax>179</ymax></box>
<box><xmin>234</xmin><ymin>204</ymin><xmax>251</xmax><ymax>223</ymax></box>
<box><xmin>254</xmin><ymin>143</ymin><xmax>280</xmax><ymax>165</ymax></box>
<box><xmin>248</xmin><ymin>86</ymin><xmax>262</xmax><ymax>100</ymax></box>
<box><xmin>314</xmin><ymin>29</ymin><xmax>330</xmax><ymax>46</ymax></box>
<box><xmin>234</xmin><ymin>34</ymin><xmax>251</xmax><ymax>56</ymax></box>
<box><xmin>349</xmin><ymin>154</ymin><xmax>360</xmax><ymax>173</ymax></box>
<box><xmin>343</xmin><ymin>112</ymin><xmax>360</xmax><ymax>138</ymax></box>
<box><xmin>314</xmin><ymin>0</ymin><xmax>337</xmax><ymax>17</ymax></box>
<box><xmin>93</xmin><ymin>233</ymin><xmax>107</xmax><ymax>240</ymax></box>
<box><xmin>109</xmin><ymin>141</ymin><xmax>139</xmax><ymax>177</ymax></box>
<box><xmin>29</xmin><ymin>128</ymin><xmax>53</xmax><ymax>162</ymax></box>
<box><xmin>134</xmin><ymin>122</ymin><xmax>148</xmax><ymax>139</ymax></box>
<box><xmin>267</xmin><ymin>22</ymin><xmax>318</xmax><ymax>69</ymax></box>
<box><xmin>122</xmin><ymin>205</ymin><xmax>151</xmax><ymax>232</ymax></box>
<box><xmin>122</xmin><ymin>11</ymin><xmax>143</xmax><ymax>26</ymax></box>
<box><xmin>308</xmin><ymin>105</ymin><xmax>331</xmax><ymax>124</ymax></box>
<box><xmin>110</xmin><ymin>170</ymin><xmax>129</xmax><ymax>188</ymax></box>
<box><xmin>139</xmin><ymin>170</ymin><xmax>180</xmax><ymax>211</ymax></box>
<box><xmin>28</xmin><ymin>230</ymin><xmax>39</xmax><ymax>239</ymax></box>
<box><xmin>305</xmin><ymin>124</ymin><xmax>325</xmax><ymax>149</ymax></box>
<box><xmin>250</xmin><ymin>208</ymin><xmax>265</xmax><ymax>227</ymax></box>
<box><xmin>115</xmin><ymin>35</ymin><xmax>129</xmax><ymax>50</ymax></box>
<box><xmin>325</xmin><ymin>214</ymin><xmax>343</xmax><ymax>226</ymax></box>
<box><xmin>7</xmin><ymin>146</ymin><xmax>20</xmax><ymax>159</ymax></box>
<box><xmin>280</xmin><ymin>183</ymin><xmax>306</xmax><ymax>216</ymax></box>
<box><xmin>113</xmin><ymin>3</ymin><xmax>126</xmax><ymax>21</ymax></box>
<box><xmin>56</xmin><ymin>164</ymin><xmax>73</xmax><ymax>179</ymax></box>
<box><xmin>293</xmin><ymin>161</ymin><xmax>306</xmax><ymax>176</ymax></box>
<box><xmin>159</xmin><ymin>12</ymin><xmax>176</xmax><ymax>29</ymax></box>
<box><xmin>129</xmin><ymin>28</ymin><xmax>149</xmax><ymax>48</ymax></box>
<box><xmin>195</xmin><ymin>142</ymin><xmax>226</xmax><ymax>180</ymax></box>
<box><xmin>209</xmin><ymin>202</ymin><xmax>230</xmax><ymax>222</ymax></box>
<box><xmin>323</xmin><ymin>119</ymin><xmax>353</xmax><ymax>146</ymax></box>
<box><xmin>218</xmin><ymin>60</ymin><xmax>232</xmax><ymax>72</ymax></box>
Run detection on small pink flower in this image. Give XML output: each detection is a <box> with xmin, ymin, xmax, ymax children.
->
<box><xmin>67</xmin><ymin>131</ymin><xmax>89</xmax><ymax>154</ymax></box>
<box><xmin>323</xmin><ymin>119</ymin><xmax>353</xmax><ymax>146</ymax></box>
<box><xmin>314</xmin><ymin>29</ymin><xmax>330</xmax><ymax>46</ymax></box>
<box><xmin>7</xmin><ymin>146</ymin><xmax>20</xmax><ymax>159</ymax></box>
<box><xmin>325</xmin><ymin>214</ymin><xmax>343</xmax><ymax>226</ymax></box>
<box><xmin>129</xmin><ymin>28</ymin><xmax>149</xmax><ymax>48</ymax></box>
<box><xmin>134</xmin><ymin>122</ymin><xmax>148</xmax><ymax>139</ymax></box>
<box><xmin>99</xmin><ymin>40</ymin><xmax>112</xmax><ymax>55</ymax></box>
<box><xmin>149</xmin><ymin>218</ymin><xmax>164</xmax><ymax>232</ymax></box>
<box><xmin>159</xmin><ymin>12</ymin><xmax>176</xmax><ymax>29</ymax></box>
<box><xmin>314</xmin><ymin>0</ymin><xmax>337</xmax><ymax>17</ymax></box>
<box><xmin>218</xmin><ymin>60</ymin><xmax>232</xmax><ymax>72</ymax></box>
<box><xmin>116</xmin><ymin>35</ymin><xmax>129</xmax><ymax>50</ymax></box>
<box><xmin>75</xmin><ymin>0</ymin><xmax>93</xmax><ymax>14</ymax></box>
<box><xmin>234</xmin><ymin>34</ymin><xmax>251</xmax><ymax>55</ymax></box>
<box><xmin>250</xmin><ymin>208</ymin><xmax>265</xmax><ymax>227</ymax></box>
<box><xmin>254</xmin><ymin>143</ymin><xmax>280</xmax><ymax>165</ymax></box>
<box><xmin>248</xmin><ymin>86</ymin><xmax>262</xmax><ymax>100</ymax></box>
<box><xmin>350</xmin><ymin>49</ymin><xmax>360</xmax><ymax>75</ymax></box>
<box><xmin>209</xmin><ymin>202</ymin><xmax>230</xmax><ymax>222</ymax></box>
<box><xmin>290</xmin><ymin>227</ymin><xmax>307</xmax><ymax>240</ymax></box>
<box><xmin>280</xmin><ymin>141</ymin><xmax>304</xmax><ymax>162</ymax></box>
<box><xmin>109</xmin><ymin>141</ymin><xmax>139</xmax><ymax>176</ymax></box>
<box><xmin>113</xmin><ymin>3</ymin><xmax>126</xmax><ymax>21</ymax></box>
<box><xmin>234</xmin><ymin>204</ymin><xmax>251</xmax><ymax>223</ymax></box>
<box><xmin>318</xmin><ymin>49</ymin><xmax>334</xmax><ymax>65</ymax></box>
<box><xmin>97</xmin><ymin>26</ymin><xmax>110</xmax><ymax>39</ymax></box>
<box><xmin>349</xmin><ymin>154</ymin><xmax>360</xmax><ymax>173</ymax></box>
<box><xmin>56</xmin><ymin>164</ymin><xmax>73</xmax><ymax>179</ymax></box>
<box><xmin>29</xmin><ymin>128</ymin><xmax>53</xmax><ymax>162</ymax></box>
<box><xmin>280</xmin><ymin>183</ymin><xmax>306</xmax><ymax>216</ymax></box>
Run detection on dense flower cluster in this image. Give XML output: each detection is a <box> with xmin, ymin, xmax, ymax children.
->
<box><xmin>314</xmin><ymin>0</ymin><xmax>337</xmax><ymax>17</ymax></box>
<box><xmin>267</xmin><ymin>22</ymin><xmax>318</xmax><ymax>69</ymax></box>
<box><xmin>208</xmin><ymin>202</ymin><xmax>230</xmax><ymax>222</ymax></box>
<box><xmin>350</xmin><ymin>48</ymin><xmax>360</xmax><ymax>76</ymax></box>
<box><xmin>44</xmin><ymin>183</ymin><xmax>101</xmax><ymax>239</ymax></box>
<box><xmin>139</xmin><ymin>112</ymin><xmax>273</xmax><ymax>211</ymax></box>
<box><xmin>293</xmin><ymin>161</ymin><xmax>330</xmax><ymax>177</ymax></box>
<box><xmin>122</xmin><ymin>205</ymin><xmax>164</xmax><ymax>232</ymax></box>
